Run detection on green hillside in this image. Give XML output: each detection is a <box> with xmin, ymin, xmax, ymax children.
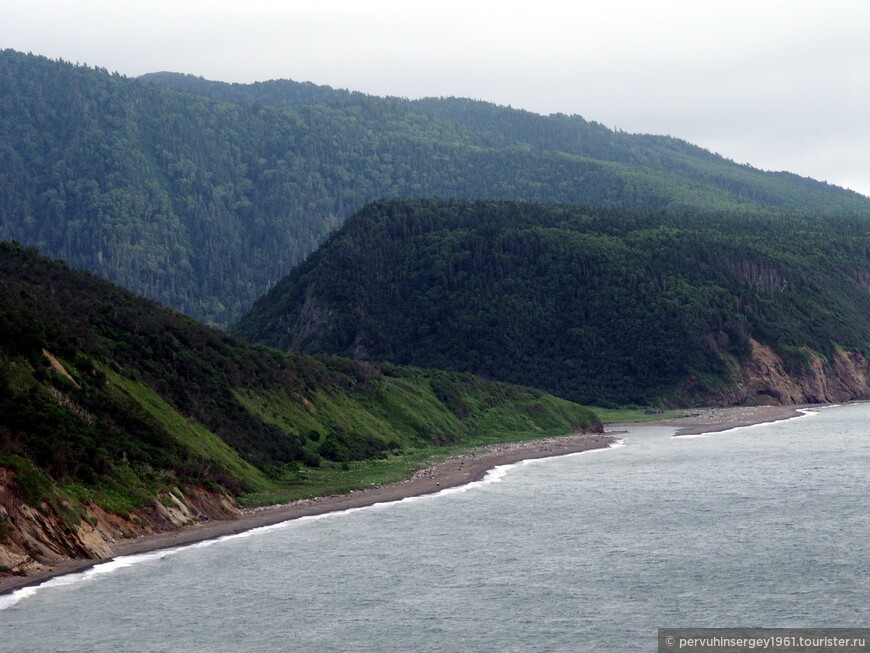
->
<box><xmin>144</xmin><ymin>71</ymin><xmax>867</xmax><ymax>210</ymax></box>
<box><xmin>233</xmin><ymin>199</ymin><xmax>870</xmax><ymax>405</ymax></box>
<box><xmin>2</xmin><ymin>50</ymin><xmax>868</xmax><ymax>325</ymax></box>
<box><xmin>0</xmin><ymin>241</ymin><xmax>598</xmax><ymax>518</ymax></box>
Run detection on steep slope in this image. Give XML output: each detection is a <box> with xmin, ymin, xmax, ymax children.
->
<box><xmin>2</xmin><ymin>50</ymin><xmax>868</xmax><ymax>326</ymax></box>
<box><xmin>0</xmin><ymin>241</ymin><xmax>598</xmax><ymax>576</ymax></box>
<box><xmin>234</xmin><ymin>199</ymin><xmax>870</xmax><ymax>406</ymax></box>
<box><xmin>145</xmin><ymin>72</ymin><xmax>867</xmax><ymax>212</ymax></box>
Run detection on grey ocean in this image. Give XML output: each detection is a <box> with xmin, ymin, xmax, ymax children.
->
<box><xmin>1</xmin><ymin>404</ymin><xmax>868</xmax><ymax>652</ymax></box>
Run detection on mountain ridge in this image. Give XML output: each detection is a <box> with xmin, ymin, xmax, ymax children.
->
<box><xmin>2</xmin><ymin>49</ymin><xmax>868</xmax><ymax>325</ymax></box>
<box><xmin>140</xmin><ymin>71</ymin><xmax>867</xmax><ymax>201</ymax></box>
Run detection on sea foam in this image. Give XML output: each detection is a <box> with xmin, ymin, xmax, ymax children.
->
<box><xmin>0</xmin><ymin>439</ymin><xmax>623</xmax><ymax>609</ymax></box>
<box><xmin>674</xmin><ymin>408</ymin><xmax>818</xmax><ymax>439</ymax></box>
<box><xmin>0</xmin><ymin>546</ymin><xmax>199</xmax><ymax>611</ymax></box>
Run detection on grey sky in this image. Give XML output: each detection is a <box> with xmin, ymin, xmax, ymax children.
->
<box><xmin>3</xmin><ymin>1</ymin><xmax>869</xmax><ymax>197</ymax></box>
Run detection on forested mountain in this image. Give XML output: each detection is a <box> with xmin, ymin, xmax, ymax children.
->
<box><xmin>234</xmin><ymin>199</ymin><xmax>870</xmax><ymax>406</ymax></box>
<box><xmin>0</xmin><ymin>240</ymin><xmax>596</xmax><ymax>572</ymax></box>
<box><xmin>3</xmin><ymin>50</ymin><xmax>869</xmax><ymax>325</ymax></box>
<box><xmin>143</xmin><ymin>70</ymin><xmax>862</xmax><ymax>202</ymax></box>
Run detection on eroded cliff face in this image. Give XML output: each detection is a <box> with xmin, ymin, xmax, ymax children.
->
<box><xmin>0</xmin><ymin>469</ymin><xmax>239</xmax><ymax>578</ymax></box>
<box><xmin>692</xmin><ymin>339</ymin><xmax>870</xmax><ymax>406</ymax></box>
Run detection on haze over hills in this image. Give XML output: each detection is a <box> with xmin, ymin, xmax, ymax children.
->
<box><xmin>2</xmin><ymin>49</ymin><xmax>869</xmax><ymax>325</ymax></box>
<box><xmin>0</xmin><ymin>241</ymin><xmax>597</xmax><ymax>574</ymax></box>
<box><xmin>234</xmin><ymin>199</ymin><xmax>870</xmax><ymax>407</ymax></box>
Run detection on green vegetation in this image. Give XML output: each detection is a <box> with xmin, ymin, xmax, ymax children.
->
<box><xmin>592</xmin><ymin>407</ymin><xmax>686</xmax><ymax>424</ymax></box>
<box><xmin>4</xmin><ymin>48</ymin><xmax>869</xmax><ymax>527</ymax></box>
<box><xmin>2</xmin><ymin>50</ymin><xmax>868</xmax><ymax>325</ymax></box>
<box><xmin>108</xmin><ymin>371</ymin><xmax>274</xmax><ymax>492</ymax></box>
<box><xmin>0</xmin><ymin>241</ymin><xmax>598</xmax><ymax>519</ymax></box>
<box><xmin>234</xmin><ymin>199</ymin><xmax>870</xmax><ymax>405</ymax></box>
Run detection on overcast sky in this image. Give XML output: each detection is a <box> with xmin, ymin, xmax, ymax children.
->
<box><xmin>3</xmin><ymin>1</ymin><xmax>869</xmax><ymax>197</ymax></box>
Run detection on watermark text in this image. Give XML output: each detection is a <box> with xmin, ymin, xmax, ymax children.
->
<box><xmin>659</xmin><ymin>628</ymin><xmax>869</xmax><ymax>652</ymax></box>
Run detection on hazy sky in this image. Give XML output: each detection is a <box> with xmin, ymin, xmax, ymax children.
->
<box><xmin>3</xmin><ymin>1</ymin><xmax>869</xmax><ymax>197</ymax></box>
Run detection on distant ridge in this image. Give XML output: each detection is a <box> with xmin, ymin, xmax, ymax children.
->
<box><xmin>1</xmin><ymin>49</ymin><xmax>868</xmax><ymax>324</ymax></box>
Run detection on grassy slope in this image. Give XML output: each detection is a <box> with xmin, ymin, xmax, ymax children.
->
<box><xmin>0</xmin><ymin>242</ymin><xmax>599</xmax><ymax>521</ymax></box>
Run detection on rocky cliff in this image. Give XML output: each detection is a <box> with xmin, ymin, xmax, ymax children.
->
<box><xmin>681</xmin><ymin>339</ymin><xmax>870</xmax><ymax>406</ymax></box>
<box><xmin>0</xmin><ymin>468</ymin><xmax>239</xmax><ymax>578</ymax></box>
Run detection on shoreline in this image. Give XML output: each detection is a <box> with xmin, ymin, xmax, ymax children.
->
<box><xmin>1</xmin><ymin>431</ymin><xmax>612</xmax><ymax>597</ymax></box>
<box><xmin>0</xmin><ymin>404</ymin><xmax>818</xmax><ymax>598</ymax></box>
<box><xmin>659</xmin><ymin>404</ymin><xmax>807</xmax><ymax>436</ymax></box>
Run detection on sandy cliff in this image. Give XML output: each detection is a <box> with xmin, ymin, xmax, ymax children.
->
<box><xmin>0</xmin><ymin>470</ymin><xmax>238</xmax><ymax>577</ymax></box>
<box><xmin>680</xmin><ymin>339</ymin><xmax>870</xmax><ymax>406</ymax></box>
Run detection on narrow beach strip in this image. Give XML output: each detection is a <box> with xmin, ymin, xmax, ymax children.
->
<box><xmin>0</xmin><ymin>403</ymin><xmax>825</xmax><ymax>599</ymax></box>
<box><xmin>0</xmin><ymin>431</ymin><xmax>612</xmax><ymax>598</ymax></box>
<box><xmin>661</xmin><ymin>405</ymin><xmax>806</xmax><ymax>436</ymax></box>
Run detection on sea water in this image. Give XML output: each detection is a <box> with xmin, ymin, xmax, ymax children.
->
<box><xmin>1</xmin><ymin>404</ymin><xmax>868</xmax><ymax>652</ymax></box>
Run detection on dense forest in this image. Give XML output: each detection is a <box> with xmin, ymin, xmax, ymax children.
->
<box><xmin>3</xmin><ymin>50</ymin><xmax>869</xmax><ymax>325</ymax></box>
<box><xmin>234</xmin><ymin>199</ymin><xmax>870</xmax><ymax>405</ymax></box>
<box><xmin>0</xmin><ymin>241</ymin><xmax>598</xmax><ymax>521</ymax></box>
